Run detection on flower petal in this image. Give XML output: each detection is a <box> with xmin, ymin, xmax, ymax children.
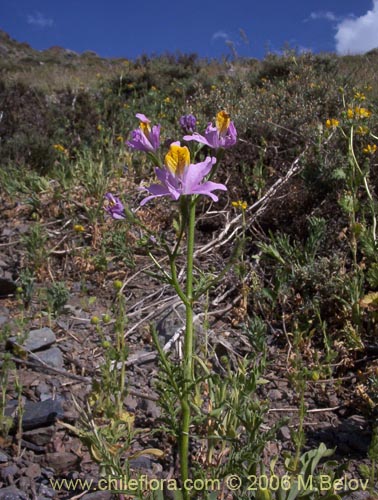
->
<box><xmin>182</xmin><ymin>157</ymin><xmax>216</xmax><ymax>193</ymax></box>
<box><xmin>135</xmin><ymin>113</ymin><xmax>150</xmax><ymax>123</ymax></box>
<box><xmin>139</xmin><ymin>184</ymin><xmax>172</xmax><ymax>206</ymax></box>
<box><xmin>190</xmin><ymin>181</ymin><xmax>227</xmax><ymax>201</ymax></box>
<box><xmin>183</xmin><ymin>133</ymin><xmax>212</xmax><ymax>147</ymax></box>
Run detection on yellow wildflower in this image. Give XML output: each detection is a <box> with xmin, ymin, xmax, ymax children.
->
<box><xmin>164</xmin><ymin>97</ymin><xmax>171</xmax><ymax>103</ymax></box>
<box><xmin>74</xmin><ymin>224</ymin><xmax>85</xmax><ymax>232</ymax></box>
<box><xmin>116</xmin><ymin>135</ymin><xmax>123</xmax><ymax>142</ymax></box>
<box><xmin>232</xmin><ymin>200</ymin><xmax>248</xmax><ymax>210</ymax></box>
<box><xmin>53</xmin><ymin>144</ymin><xmax>68</xmax><ymax>155</ymax></box>
<box><xmin>151</xmin><ymin>85</ymin><xmax>158</xmax><ymax>91</ymax></box>
<box><xmin>211</xmin><ymin>85</ymin><xmax>217</xmax><ymax>90</ymax></box>
<box><xmin>354</xmin><ymin>92</ymin><xmax>366</xmax><ymax>101</ymax></box>
<box><xmin>325</xmin><ymin>118</ymin><xmax>339</xmax><ymax>128</ymax></box>
<box><xmin>363</xmin><ymin>144</ymin><xmax>377</xmax><ymax>155</ymax></box>
<box><xmin>97</xmin><ymin>124</ymin><xmax>103</xmax><ymax>131</ymax></box>
<box><xmin>347</xmin><ymin>108</ymin><xmax>354</xmax><ymax>119</ymax></box>
<box><xmin>356</xmin><ymin>125</ymin><xmax>369</xmax><ymax>136</ymax></box>
<box><xmin>355</xmin><ymin>107</ymin><xmax>371</xmax><ymax>118</ymax></box>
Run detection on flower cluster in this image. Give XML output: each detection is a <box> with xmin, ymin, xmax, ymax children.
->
<box><xmin>105</xmin><ymin>110</ymin><xmax>237</xmax><ymax>216</ymax></box>
<box><xmin>232</xmin><ymin>200</ymin><xmax>248</xmax><ymax>210</ymax></box>
<box><xmin>347</xmin><ymin>107</ymin><xmax>372</xmax><ymax>119</ymax></box>
<box><xmin>184</xmin><ymin>110</ymin><xmax>237</xmax><ymax>149</ymax></box>
<box><xmin>325</xmin><ymin>118</ymin><xmax>339</xmax><ymax>129</ymax></box>
<box><xmin>363</xmin><ymin>144</ymin><xmax>377</xmax><ymax>155</ymax></box>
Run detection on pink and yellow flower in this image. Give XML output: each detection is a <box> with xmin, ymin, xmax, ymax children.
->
<box><xmin>140</xmin><ymin>143</ymin><xmax>226</xmax><ymax>205</ymax></box>
<box><xmin>184</xmin><ymin>110</ymin><xmax>237</xmax><ymax>149</ymax></box>
<box><xmin>127</xmin><ymin>113</ymin><xmax>161</xmax><ymax>153</ymax></box>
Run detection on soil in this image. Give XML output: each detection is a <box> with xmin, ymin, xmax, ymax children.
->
<box><xmin>0</xmin><ymin>192</ymin><xmax>376</xmax><ymax>500</ymax></box>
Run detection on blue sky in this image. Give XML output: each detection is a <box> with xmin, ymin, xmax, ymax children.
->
<box><xmin>1</xmin><ymin>0</ymin><xmax>378</xmax><ymax>60</ymax></box>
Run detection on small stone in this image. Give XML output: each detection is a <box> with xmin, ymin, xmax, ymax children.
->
<box><xmin>0</xmin><ymin>451</ymin><xmax>9</xmax><ymax>463</ymax></box>
<box><xmin>343</xmin><ymin>492</ymin><xmax>371</xmax><ymax>500</ymax></box>
<box><xmin>139</xmin><ymin>398</ymin><xmax>160</xmax><ymax>419</ymax></box>
<box><xmin>82</xmin><ymin>493</ymin><xmax>112</xmax><ymax>500</ymax></box>
<box><xmin>9</xmin><ymin>328</ymin><xmax>56</xmax><ymax>352</ymax></box>
<box><xmin>155</xmin><ymin>304</ymin><xmax>186</xmax><ymax>342</ymax></box>
<box><xmin>35</xmin><ymin>381</ymin><xmax>52</xmax><ymax>401</ymax></box>
<box><xmin>43</xmin><ymin>452</ymin><xmax>79</xmax><ymax>473</ymax></box>
<box><xmin>268</xmin><ymin>389</ymin><xmax>282</xmax><ymax>401</ymax></box>
<box><xmin>37</xmin><ymin>482</ymin><xmax>56</xmax><ymax>498</ymax></box>
<box><xmin>0</xmin><ymin>316</ymin><xmax>8</xmax><ymax>328</ymax></box>
<box><xmin>25</xmin><ymin>463</ymin><xmax>41</xmax><ymax>479</ymax></box>
<box><xmin>0</xmin><ymin>486</ymin><xmax>28</xmax><ymax>500</ymax></box>
<box><xmin>129</xmin><ymin>456</ymin><xmax>153</xmax><ymax>472</ymax></box>
<box><xmin>34</xmin><ymin>347</ymin><xmax>64</xmax><ymax>369</ymax></box>
<box><xmin>278</xmin><ymin>425</ymin><xmax>291</xmax><ymax>441</ymax></box>
<box><xmin>0</xmin><ymin>463</ymin><xmax>19</xmax><ymax>482</ymax></box>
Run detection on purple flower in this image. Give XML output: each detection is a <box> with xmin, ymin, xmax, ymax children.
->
<box><xmin>104</xmin><ymin>193</ymin><xmax>126</xmax><ymax>220</ymax></box>
<box><xmin>140</xmin><ymin>143</ymin><xmax>227</xmax><ymax>206</ymax></box>
<box><xmin>179</xmin><ymin>114</ymin><xmax>197</xmax><ymax>134</ymax></box>
<box><xmin>126</xmin><ymin>113</ymin><xmax>160</xmax><ymax>152</ymax></box>
<box><xmin>184</xmin><ymin>110</ymin><xmax>237</xmax><ymax>149</ymax></box>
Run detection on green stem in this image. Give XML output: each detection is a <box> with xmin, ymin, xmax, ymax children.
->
<box><xmin>180</xmin><ymin>196</ymin><xmax>196</xmax><ymax>499</ymax></box>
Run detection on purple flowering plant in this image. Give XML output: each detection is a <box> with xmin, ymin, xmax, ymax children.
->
<box><xmin>103</xmin><ymin>193</ymin><xmax>125</xmax><ymax>220</ymax></box>
<box><xmin>105</xmin><ymin>110</ymin><xmax>237</xmax><ymax>498</ymax></box>
<box><xmin>126</xmin><ymin>113</ymin><xmax>161</xmax><ymax>154</ymax></box>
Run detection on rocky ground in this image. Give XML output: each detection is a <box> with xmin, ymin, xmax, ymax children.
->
<box><xmin>0</xmin><ymin>197</ymin><xmax>376</xmax><ymax>500</ymax></box>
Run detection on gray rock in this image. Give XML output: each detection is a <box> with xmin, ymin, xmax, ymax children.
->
<box><xmin>278</xmin><ymin>425</ymin><xmax>292</xmax><ymax>441</ymax></box>
<box><xmin>0</xmin><ymin>464</ymin><xmax>19</xmax><ymax>482</ymax></box>
<box><xmin>37</xmin><ymin>482</ymin><xmax>58</xmax><ymax>499</ymax></box>
<box><xmin>34</xmin><ymin>347</ymin><xmax>64</xmax><ymax>369</ymax></box>
<box><xmin>268</xmin><ymin>389</ymin><xmax>282</xmax><ymax>401</ymax></box>
<box><xmin>35</xmin><ymin>381</ymin><xmax>52</xmax><ymax>401</ymax></box>
<box><xmin>0</xmin><ymin>316</ymin><xmax>8</xmax><ymax>327</ymax></box>
<box><xmin>343</xmin><ymin>492</ymin><xmax>371</xmax><ymax>500</ymax></box>
<box><xmin>0</xmin><ymin>451</ymin><xmax>9</xmax><ymax>463</ymax></box>
<box><xmin>129</xmin><ymin>455</ymin><xmax>154</xmax><ymax>471</ymax></box>
<box><xmin>5</xmin><ymin>398</ymin><xmax>64</xmax><ymax>431</ymax></box>
<box><xmin>24</xmin><ymin>463</ymin><xmax>41</xmax><ymax>479</ymax></box>
<box><xmin>10</xmin><ymin>327</ymin><xmax>56</xmax><ymax>352</ymax></box>
<box><xmin>82</xmin><ymin>493</ymin><xmax>112</xmax><ymax>500</ymax></box>
<box><xmin>23</xmin><ymin>426</ymin><xmax>55</xmax><ymax>446</ymax></box>
<box><xmin>155</xmin><ymin>304</ymin><xmax>186</xmax><ymax>342</ymax></box>
<box><xmin>0</xmin><ymin>486</ymin><xmax>28</xmax><ymax>500</ymax></box>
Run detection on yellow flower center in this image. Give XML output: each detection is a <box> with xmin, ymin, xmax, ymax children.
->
<box><xmin>165</xmin><ymin>144</ymin><xmax>190</xmax><ymax>176</ymax></box>
<box><xmin>216</xmin><ymin>110</ymin><xmax>230</xmax><ymax>136</ymax></box>
<box><xmin>140</xmin><ymin>121</ymin><xmax>151</xmax><ymax>137</ymax></box>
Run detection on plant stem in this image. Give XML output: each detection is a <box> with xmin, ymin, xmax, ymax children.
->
<box><xmin>180</xmin><ymin>196</ymin><xmax>196</xmax><ymax>499</ymax></box>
